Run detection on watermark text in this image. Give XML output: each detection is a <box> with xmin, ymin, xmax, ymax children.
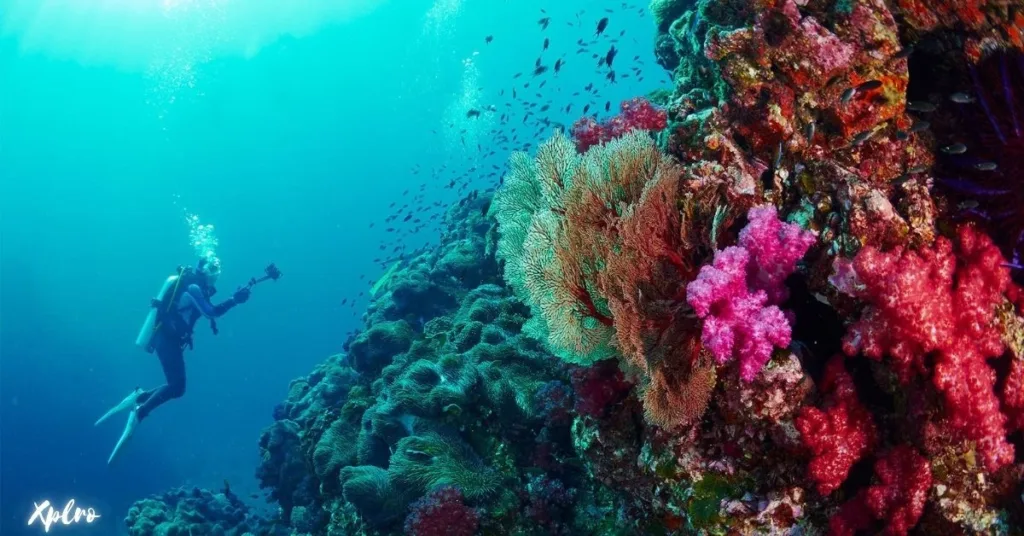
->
<box><xmin>28</xmin><ymin>500</ymin><xmax>100</xmax><ymax>533</ymax></box>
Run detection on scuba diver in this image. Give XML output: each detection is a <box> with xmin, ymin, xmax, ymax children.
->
<box><xmin>95</xmin><ymin>257</ymin><xmax>280</xmax><ymax>464</ymax></box>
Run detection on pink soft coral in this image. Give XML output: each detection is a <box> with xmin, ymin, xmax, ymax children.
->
<box><xmin>741</xmin><ymin>205</ymin><xmax>818</xmax><ymax>302</ymax></box>
<box><xmin>686</xmin><ymin>206</ymin><xmax>815</xmax><ymax>381</ymax></box>
<box><xmin>834</xmin><ymin>225</ymin><xmax>1014</xmax><ymax>471</ymax></box>
<box><xmin>570</xmin><ymin>97</ymin><xmax>667</xmax><ymax>152</ymax></box>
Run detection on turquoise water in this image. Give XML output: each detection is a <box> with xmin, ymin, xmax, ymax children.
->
<box><xmin>0</xmin><ymin>1</ymin><xmax>662</xmax><ymax>534</ymax></box>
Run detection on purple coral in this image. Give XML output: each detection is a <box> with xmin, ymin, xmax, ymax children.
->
<box><xmin>686</xmin><ymin>206</ymin><xmax>815</xmax><ymax>382</ymax></box>
<box><xmin>523</xmin><ymin>475</ymin><xmax>576</xmax><ymax>532</ymax></box>
<box><xmin>534</xmin><ymin>381</ymin><xmax>574</xmax><ymax>427</ymax></box>
<box><xmin>569</xmin><ymin>360</ymin><xmax>633</xmax><ymax>418</ymax></box>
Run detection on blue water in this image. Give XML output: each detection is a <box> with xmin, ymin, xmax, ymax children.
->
<box><xmin>0</xmin><ymin>1</ymin><xmax>663</xmax><ymax>533</ymax></box>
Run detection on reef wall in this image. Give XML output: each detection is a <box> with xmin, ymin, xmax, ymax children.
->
<box><xmin>125</xmin><ymin>1</ymin><xmax>1024</xmax><ymax>535</ymax></box>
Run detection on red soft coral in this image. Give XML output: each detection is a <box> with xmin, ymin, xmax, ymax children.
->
<box><xmin>834</xmin><ymin>225</ymin><xmax>1014</xmax><ymax>471</ymax></box>
<box><xmin>570</xmin><ymin>97</ymin><xmax>667</xmax><ymax>152</ymax></box>
<box><xmin>828</xmin><ymin>446</ymin><xmax>932</xmax><ymax>536</ymax></box>
<box><xmin>404</xmin><ymin>486</ymin><xmax>479</xmax><ymax>536</ymax></box>
<box><xmin>1003</xmin><ymin>358</ymin><xmax>1024</xmax><ymax>432</ymax></box>
<box><xmin>864</xmin><ymin>446</ymin><xmax>932</xmax><ymax>536</ymax></box>
<box><xmin>795</xmin><ymin>356</ymin><xmax>877</xmax><ymax>496</ymax></box>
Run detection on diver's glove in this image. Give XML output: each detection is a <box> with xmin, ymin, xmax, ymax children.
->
<box><xmin>233</xmin><ymin>287</ymin><xmax>251</xmax><ymax>304</ymax></box>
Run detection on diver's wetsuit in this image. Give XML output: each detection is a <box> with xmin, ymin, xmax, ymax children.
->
<box><xmin>135</xmin><ymin>274</ymin><xmax>239</xmax><ymax>420</ymax></box>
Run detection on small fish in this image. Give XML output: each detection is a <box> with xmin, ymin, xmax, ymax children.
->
<box><xmin>543</xmin><ymin>38</ymin><xmax>550</xmax><ymax>50</ymax></box>
<box><xmin>909</xmin><ymin>120</ymin><xmax>930</xmax><ymax>133</ymax></box>
<box><xmin>892</xmin><ymin>46</ymin><xmax>913</xmax><ymax>59</ymax></box>
<box><xmin>949</xmin><ymin>92</ymin><xmax>975</xmax><ymax>104</ymax></box>
<box><xmin>906</xmin><ymin>101</ymin><xmax>937</xmax><ymax>113</ymax></box>
<box><xmin>856</xmin><ymin>80</ymin><xmax>883</xmax><ymax>92</ymax></box>
<box><xmin>554</xmin><ymin>59</ymin><xmax>563</xmax><ymax>73</ymax></box>
<box><xmin>973</xmin><ymin>161</ymin><xmax>998</xmax><ymax>171</ymax></box>
<box><xmin>606</xmin><ymin>70</ymin><xmax>616</xmax><ymax>83</ymax></box>
<box><xmin>606</xmin><ymin>45</ymin><xmax>618</xmax><ymax>67</ymax></box>
<box><xmin>596</xmin><ymin>17</ymin><xmax>609</xmax><ymax>36</ymax></box>
<box><xmin>940</xmin><ymin>142</ymin><xmax>967</xmax><ymax>155</ymax></box>
<box><xmin>485</xmin><ymin>35</ymin><xmax>493</xmax><ymax>44</ymax></box>
<box><xmin>466</xmin><ymin>109</ymin><xmax>481</xmax><ymax>118</ymax></box>
<box><xmin>852</xmin><ymin>129</ymin><xmax>875</xmax><ymax>145</ymax></box>
<box><xmin>895</xmin><ymin>130</ymin><xmax>909</xmax><ymax>140</ymax></box>
<box><xmin>605</xmin><ymin>101</ymin><xmax>611</xmax><ymax>112</ymax></box>
<box><xmin>840</xmin><ymin>87</ymin><xmax>857</xmax><ymax>104</ymax></box>
<box><xmin>533</xmin><ymin>65</ymin><xmax>548</xmax><ymax>76</ymax></box>
<box><xmin>538</xmin><ymin>17</ymin><xmax>550</xmax><ymax>30</ymax></box>
<box><xmin>583</xmin><ymin>104</ymin><xmax>590</xmax><ymax>114</ymax></box>
<box><xmin>773</xmin><ymin>142</ymin><xmax>783</xmax><ymax>169</ymax></box>
<box><xmin>958</xmin><ymin>200</ymin><xmax>981</xmax><ymax>210</ymax></box>
<box><xmin>906</xmin><ymin>165</ymin><xmax>929</xmax><ymax>174</ymax></box>
<box><xmin>804</xmin><ymin>121</ymin><xmax>815</xmax><ymax>141</ymax></box>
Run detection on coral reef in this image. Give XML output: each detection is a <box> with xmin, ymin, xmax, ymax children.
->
<box><xmin>485</xmin><ymin>0</ymin><xmax>1024</xmax><ymax>533</ymax></box>
<box><xmin>130</xmin><ymin>2</ymin><xmax>1024</xmax><ymax>535</ymax></box>
<box><xmin>570</xmin><ymin>97</ymin><xmax>668</xmax><ymax>152</ymax></box>
<box><xmin>403</xmin><ymin>486</ymin><xmax>480</xmax><ymax>536</ymax></box>
<box><xmin>125</xmin><ymin>486</ymin><xmax>273</xmax><ymax>536</ymax></box>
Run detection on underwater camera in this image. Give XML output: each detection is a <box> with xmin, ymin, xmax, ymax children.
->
<box><xmin>264</xmin><ymin>263</ymin><xmax>282</xmax><ymax>281</ymax></box>
<box><xmin>246</xmin><ymin>262</ymin><xmax>282</xmax><ymax>289</ymax></box>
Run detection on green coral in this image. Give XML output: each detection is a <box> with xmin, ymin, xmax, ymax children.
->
<box><xmin>687</xmin><ymin>473</ymin><xmax>743</xmax><ymax>531</ymax></box>
<box><xmin>340</xmin><ymin>385</ymin><xmax>373</xmax><ymax>423</ymax></box>
<box><xmin>384</xmin><ymin>357</ymin><xmax>477</xmax><ymax>419</ymax></box>
<box><xmin>650</xmin><ymin>0</ymin><xmax>691</xmax><ymax>32</ymax></box>
<box><xmin>388</xmin><ymin>432</ymin><xmax>502</xmax><ymax>500</ymax></box>
<box><xmin>312</xmin><ymin>419</ymin><xmax>359</xmax><ymax>491</ymax></box>
<box><xmin>834</xmin><ymin>0</ymin><xmax>855</xmax><ymax>15</ymax></box>
<box><xmin>347</xmin><ymin>320</ymin><xmax>415</xmax><ymax>375</ymax></box>
<box><xmin>340</xmin><ymin>465</ymin><xmax>407</xmax><ymax>528</ymax></box>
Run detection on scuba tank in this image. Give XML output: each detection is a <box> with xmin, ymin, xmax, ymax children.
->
<box><xmin>135</xmin><ymin>265</ymin><xmax>202</xmax><ymax>353</ymax></box>
<box><xmin>135</xmin><ymin>274</ymin><xmax>180</xmax><ymax>353</ymax></box>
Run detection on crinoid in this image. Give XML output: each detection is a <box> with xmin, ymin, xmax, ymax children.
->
<box><xmin>926</xmin><ymin>49</ymin><xmax>1024</xmax><ymax>275</ymax></box>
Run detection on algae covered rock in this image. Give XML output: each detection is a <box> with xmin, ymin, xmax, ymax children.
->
<box><xmin>124</xmin><ymin>486</ymin><xmax>270</xmax><ymax>536</ymax></box>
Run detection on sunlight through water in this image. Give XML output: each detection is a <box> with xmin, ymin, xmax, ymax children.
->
<box><xmin>2</xmin><ymin>0</ymin><xmax>387</xmax><ymax>122</ymax></box>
